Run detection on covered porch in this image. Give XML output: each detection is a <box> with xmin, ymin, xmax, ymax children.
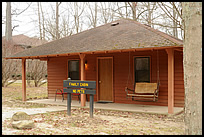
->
<box><xmin>5</xmin><ymin>19</ymin><xmax>184</xmax><ymax>115</ymax></box>
<box><xmin>19</xmin><ymin>48</ymin><xmax>183</xmax><ymax>114</ymax></box>
<box><xmin>27</xmin><ymin>99</ymin><xmax>184</xmax><ymax>115</ymax></box>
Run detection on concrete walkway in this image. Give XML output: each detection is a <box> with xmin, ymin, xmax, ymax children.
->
<box><xmin>2</xmin><ymin>106</ymin><xmax>67</xmax><ymax>122</ymax></box>
<box><xmin>27</xmin><ymin>99</ymin><xmax>184</xmax><ymax>115</ymax></box>
<box><xmin>2</xmin><ymin>99</ymin><xmax>183</xmax><ymax>122</ymax></box>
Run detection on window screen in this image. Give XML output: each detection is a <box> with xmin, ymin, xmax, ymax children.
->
<box><xmin>134</xmin><ymin>57</ymin><xmax>150</xmax><ymax>83</ymax></box>
<box><xmin>68</xmin><ymin>60</ymin><xmax>79</xmax><ymax>80</ymax></box>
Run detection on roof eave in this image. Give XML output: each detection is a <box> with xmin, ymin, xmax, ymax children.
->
<box><xmin>5</xmin><ymin>46</ymin><xmax>183</xmax><ymax>60</ymax></box>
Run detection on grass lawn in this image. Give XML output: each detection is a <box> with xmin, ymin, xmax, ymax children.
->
<box><xmin>2</xmin><ymin>81</ymin><xmax>49</xmax><ymax>108</ymax></box>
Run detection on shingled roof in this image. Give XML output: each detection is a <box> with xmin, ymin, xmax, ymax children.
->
<box><xmin>6</xmin><ymin>19</ymin><xmax>183</xmax><ymax>59</ymax></box>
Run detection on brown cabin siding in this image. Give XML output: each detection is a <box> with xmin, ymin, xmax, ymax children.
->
<box><xmin>47</xmin><ymin>49</ymin><xmax>184</xmax><ymax>107</ymax></box>
<box><xmin>174</xmin><ymin>51</ymin><xmax>184</xmax><ymax>107</ymax></box>
<box><xmin>47</xmin><ymin>57</ymin><xmax>67</xmax><ymax>99</ymax></box>
<box><xmin>47</xmin><ymin>56</ymin><xmax>80</xmax><ymax>100</ymax></box>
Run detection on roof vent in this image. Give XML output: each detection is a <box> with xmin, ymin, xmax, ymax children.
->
<box><xmin>111</xmin><ymin>22</ymin><xmax>119</xmax><ymax>26</ymax></box>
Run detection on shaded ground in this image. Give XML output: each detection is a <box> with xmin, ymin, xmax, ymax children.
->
<box><xmin>2</xmin><ymin>83</ymin><xmax>185</xmax><ymax>135</ymax></box>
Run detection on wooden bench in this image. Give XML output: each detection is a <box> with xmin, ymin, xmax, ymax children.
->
<box><xmin>125</xmin><ymin>83</ymin><xmax>159</xmax><ymax>102</ymax></box>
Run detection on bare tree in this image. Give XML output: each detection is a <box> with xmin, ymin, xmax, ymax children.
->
<box><xmin>112</xmin><ymin>2</ymin><xmax>158</xmax><ymax>25</ymax></box>
<box><xmin>124</xmin><ymin>2</ymin><xmax>129</xmax><ymax>18</ymax></box>
<box><xmin>61</xmin><ymin>14</ymin><xmax>73</xmax><ymax>37</ymax></box>
<box><xmin>172</xmin><ymin>3</ymin><xmax>178</xmax><ymax>37</ymax></box>
<box><xmin>182</xmin><ymin>2</ymin><xmax>202</xmax><ymax>135</ymax></box>
<box><xmin>42</xmin><ymin>3</ymin><xmax>57</xmax><ymax>40</ymax></box>
<box><xmin>133</xmin><ymin>2</ymin><xmax>159</xmax><ymax>27</ymax></box>
<box><xmin>40</xmin><ymin>3</ymin><xmax>45</xmax><ymax>40</ymax></box>
<box><xmin>44</xmin><ymin>19</ymin><xmax>56</xmax><ymax>40</ymax></box>
<box><xmin>5</xmin><ymin>2</ymin><xmax>12</xmax><ymax>41</ymax></box>
<box><xmin>73</xmin><ymin>2</ymin><xmax>86</xmax><ymax>33</ymax></box>
<box><xmin>37</xmin><ymin>2</ymin><xmax>45</xmax><ymax>40</ymax></box>
<box><xmin>128</xmin><ymin>2</ymin><xmax>137</xmax><ymax>21</ymax></box>
<box><xmin>3</xmin><ymin>2</ymin><xmax>38</xmax><ymax>87</ymax></box>
<box><xmin>156</xmin><ymin>2</ymin><xmax>183</xmax><ymax>38</ymax></box>
<box><xmin>99</xmin><ymin>2</ymin><xmax>115</xmax><ymax>24</ymax></box>
<box><xmin>146</xmin><ymin>2</ymin><xmax>157</xmax><ymax>26</ymax></box>
<box><xmin>10</xmin><ymin>2</ymin><xmax>32</xmax><ymax>33</ymax></box>
<box><xmin>11</xmin><ymin>2</ymin><xmax>32</xmax><ymax>16</ymax></box>
<box><xmin>3</xmin><ymin>2</ymin><xmax>20</xmax><ymax>87</ymax></box>
<box><xmin>113</xmin><ymin>2</ymin><xmax>145</xmax><ymax>20</ymax></box>
<box><xmin>26</xmin><ymin>59</ymin><xmax>47</xmax><ymax>87</ymax></box>
<box><xmin>86</xmin><ymin>2</ymin><xmax>98</xmax><ymax>28</ymax></box>
<box><xmin>56</xmin><ymin>2</ymin><xmax>61</xmax><ymax>39</ymax></box>
<box><xmin>2</xmin><ymin>41</ymin><xmax>21</xmax><ymax>87</ymax></box>
<box><xmin>112</xmin><ymin>2</ymin><xmax>126</xmax><ymax>19</ymax></box>
<box><xmin>157</xmin><ymin>2</ymin><xmax>183</xmax><ymax>29</ymax></box>
<box><xmin>37</xmin><ymin>2</ymin><xmax>42</xmax><ymax>40</ymax></box>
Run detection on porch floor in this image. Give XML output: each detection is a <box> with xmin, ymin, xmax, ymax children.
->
<box><xmin>27</xmin><ymin>99</ymin><xmax>184</xmax><ymax>115</ymax></box>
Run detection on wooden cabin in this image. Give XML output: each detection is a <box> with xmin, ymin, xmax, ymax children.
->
<box><xmin>6</xmin><ymin>19</ymin><xmax>184</xmax><ymax>114</ymax></box>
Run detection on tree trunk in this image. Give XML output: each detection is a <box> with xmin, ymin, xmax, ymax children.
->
<box><xmin>74</xmin><ymin>2</ymin><xmax>79</xmax><ymax>33</ymax></box>
<box><xmin>39</xmin><ymin>3</ymin><xmax>45</xmax><ymax>40</ymax></box>
<box><xmin>94</xmin><ymin>2</ymin><xmax>97</xmax><ymax>28</ymax></box>
<box><xmin>125</xmin><ymin>2</ymin><xmax>128</xmax><ymax>18</ymax></box>
<box><xmin>5</xmin><ymin>2</ymin><xmax>12</xmax><ymax>42</ymax></box>
<box><xmin>131</xmin><ymin>2</ymin><xmax>137</xmax><ymax>21</ymax></box>
<box><xmin>56</xmin><ymin>2</ymin><xmax>59</xmax><ymax>39</ymax></box>
<box><xmin>147</xmin><ymin>2</ymin><xmax>152</xmax><ymax>26</ymax></box>
<box><xmin>182</xmin><ymin>2</ymin><xmax>202</xmax><ymax>135</ymax></box>
<box><xmin>172</xmin><ymin>2</ymin><xmax>178</xmax><ymax>38</ymax></box>
<box><xmin>37</xmin><ymin>2</ymin><xmax>42</xmax><ymax>40</ymax></box>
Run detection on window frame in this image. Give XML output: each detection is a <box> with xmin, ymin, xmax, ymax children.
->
<box><xmin>67</xmin><ymin>59</ymin><xmax>80</xmax><ymax>80</ymax></box>
<box><xmin>133</xmin><ymin>56</ymin><xmax>151</xmax><ymax>85</ymax></box>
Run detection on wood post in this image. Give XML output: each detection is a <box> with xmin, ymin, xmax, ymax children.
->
<box><xmin>90</xmin><ymin>94</ymin><xmax>94</xmax><ymax>118</ymax></box>
<box><xmin>166</xmin><ymin>48</ymin><xmax>174</xmax><ymax>114</ymax></box>
<box><xmin>22</xmin><ymin>58</ymin><xmax>26</xmax><ymax>101</ymax></box>
<box><xmin>67</xmin><ymin>93</ymin><xmax>71</xmax><ymax>116</ymax></box>
<box><xmin>79</xmin><ymin>54</ymin><xmax>86</xmax><ymax>107</ymax></box>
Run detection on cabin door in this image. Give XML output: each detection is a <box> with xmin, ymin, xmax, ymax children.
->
<box><xmin>97</xmin><ymin>57</ymin><xmax>113</xmax><ymax>102</ymax></box>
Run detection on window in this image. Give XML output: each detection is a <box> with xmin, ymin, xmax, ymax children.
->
<box><xmin>68</xmin><ymin>60</ymin><xmax>79</xmax><ymax>80</ymax></box>
<box><xmin>134</xmin><ymin>57</ymin><xmax>150</xmax><ymax>83</ymax></box>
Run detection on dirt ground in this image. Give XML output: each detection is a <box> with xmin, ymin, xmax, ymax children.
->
<box><xmin>2</xmin><ymin>83</ymin><xmax>185</xmax><ymax>135</ymax></box>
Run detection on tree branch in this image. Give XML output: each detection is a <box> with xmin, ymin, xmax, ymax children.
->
<box><xmin>171</xmin><ymin>2</ymin><xmax>182</xmax><ymax>19</ymax></box>
<box><xmin>11</xmin><ymin>2</ymin><xmax>32</xmax><ymax>16</ymax></box>
<box><xmin>157</xmin><ymin>2</ymin><xmax>183</xmax><ymax>29</ymax></box>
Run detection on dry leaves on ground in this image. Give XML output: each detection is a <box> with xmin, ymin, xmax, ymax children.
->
<box><xmin>2</xmin><ymin>108</ymin><xmax>185</xmax><ymax>135</ymax></box>
<box><xmin>2</xmin><ymin>83</ymin><xmax>185</xmax><ymax>135</ymax></box>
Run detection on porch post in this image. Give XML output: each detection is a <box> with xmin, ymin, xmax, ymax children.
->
<box><xmin>79</xmin><ymin>53</ymin><xmax>86</xmax><ymax>107</ymax></box>
<box><xmin>22</xmin><ymin>58</ymin><xmax>26</xmax><ymax>101</ymax></box>
<box><xmin>166</xmin><ymin>48</ymin><xmax>174</xmax><ymax>114</ymax></box>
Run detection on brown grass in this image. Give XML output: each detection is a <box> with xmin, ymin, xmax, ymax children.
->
<box><xmin>2</xmin><ymin>82</ymin><xmax>49</xmax><ymax>108</ymax></box>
